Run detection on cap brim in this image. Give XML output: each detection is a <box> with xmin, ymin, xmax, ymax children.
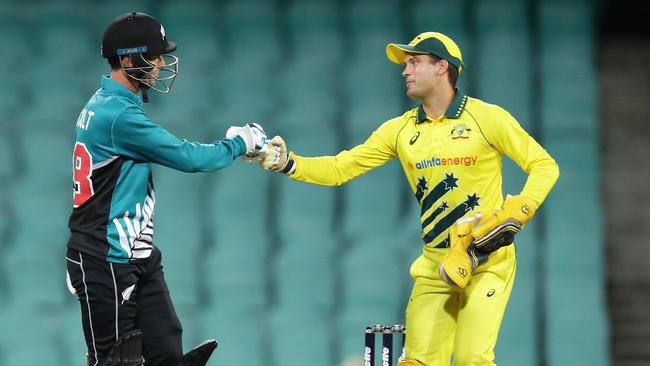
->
<box><xmin>386</xmin><ymin>43</ymin><xmax>429</xmax><ymax>64</ymax></box>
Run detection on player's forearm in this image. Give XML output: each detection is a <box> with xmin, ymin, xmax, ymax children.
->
<box><xmin>270</xmin><ymin>128</ymin><xmax>396</xmax><ymax>184</ymax></box>
<box><xmin>113</xmin><ymin>112</ymin><xmax>247</xmax><ymax>172</ymax></box>
<box><xmin>154</xmin><ymin>137</ymin><xmax>246</xmax><ymax>173</ymax></box>
<box><xmin>290</xmin><ymin>153</ymin><xmax>367</xmax><ymax>186</ymax></box>
<box><xmin>119</xmin><ymin>133</ymin><xmax>246</xmax><ymax>173</ymax></box>
<box><xmin>520</xmin><ymin>155</ymin><xmax>560</xmax><ymax>206</ymax></box>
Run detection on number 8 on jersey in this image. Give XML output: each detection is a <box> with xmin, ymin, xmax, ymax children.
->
<box><xmin>73</xmin><ymin>142</ymin><xmax>94</xmax><ymax>207</ymax></box>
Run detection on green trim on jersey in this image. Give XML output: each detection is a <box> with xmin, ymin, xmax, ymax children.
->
<box><xmin>417</xmin><ymin>91</ymin><xmax>468</xmax><ymax>123</ymax></box>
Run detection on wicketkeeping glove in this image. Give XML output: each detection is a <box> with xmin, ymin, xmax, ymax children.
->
<box><xmin>470</xmin><ymin>194</ymin><xmax>538</xmax><ymax>253</ymax></box>
<box><xmin>260</xmin><ymin>135</ymin><xmax>296</xmax><ymax>175</ymax></box>
<box><xmin>439</xmin><ymin>194</ymin><xmax>538</xmax><ymax>288</ymax></box>
<box><xmin>225</xmin><ymin>122</ymin><xmax>268</xmax><ymax>158</ymax></box>
<box><xmin>439</xmin><ymin>214</ymin><xmax>482</xmax><ymax>289</ymax></box>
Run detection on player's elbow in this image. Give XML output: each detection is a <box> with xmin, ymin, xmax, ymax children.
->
<box><xmin>533</xmin><ymin>155</ymin><xmax>560</xmax><ymax>182</ymax></box>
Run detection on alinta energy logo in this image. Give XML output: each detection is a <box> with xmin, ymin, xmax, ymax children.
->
<box><xmin>450</xmin><ymin>123</ymin><xmax>472</xmax><ymax>139</ymax></box>
<box><xmin>414</xmin><ymin>156</ymin><xmax>477</xmax><ymax>169</ymax></box>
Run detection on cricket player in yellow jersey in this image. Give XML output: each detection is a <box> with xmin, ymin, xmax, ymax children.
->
<box><xmin>261</xmin><ymin>32</ymin><xmax>559</xmax><ymax>366</ymax></box>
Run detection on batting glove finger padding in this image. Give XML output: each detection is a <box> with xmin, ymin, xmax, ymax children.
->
<box><xmin>225</xmin><ymin>122</ymin><xmax>268</xmax><ymax>156</ymax></box>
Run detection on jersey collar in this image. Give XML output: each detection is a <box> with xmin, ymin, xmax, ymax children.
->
<box><xmin>416</xmin><ymin>89</ymin><xmax>468</xmax><ymax>123</ymax></box>
<box><xmin>100</xmin><ymin>76</ymin><xmax>144</xmax><ymax>107</ymax></box>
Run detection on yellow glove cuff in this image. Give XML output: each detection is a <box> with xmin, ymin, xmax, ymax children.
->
<box><xmin>501</xmin><ymin>194</ymin><xmax>538</xmax><ymax>226</ymax></box>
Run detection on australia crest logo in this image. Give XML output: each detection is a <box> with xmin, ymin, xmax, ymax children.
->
<box><xmin>450</xmin><ymin>124</ymin><xmax>471</xmax><ymax>140</ymax></box>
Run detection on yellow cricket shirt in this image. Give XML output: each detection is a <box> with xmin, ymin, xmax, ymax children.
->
<box><xmin>289</xmin><ymin>92</ymin><xmax>559</xmax><ymax>249</ymax></box>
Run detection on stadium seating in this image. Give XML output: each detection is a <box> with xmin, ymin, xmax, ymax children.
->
<box><xmin>0</xmin><ymin>17</ymin><xmax>27</xmax><ymax>119</ymax></box>
<box><xmin>204</xmin><ymin>246</ymin><xmax>268</xmax><ymax>311</ymax></box>
<box><xmin>475</xmin><ymin>0</ymin><xmax>533</xmax><ymax>128</ymax></box>
<box><xmin>286</xmin><ymin>0</ymin><xmax>342</xmax><ymax>68</ymax></box>
<box><xmin>0</xmin><ymin>304</ymin><xmax>60</xmax><ymax>365</ymax></box>
<box><xmin>538</xmin><ymin>1</ymin><xmax>607</xmax><ymax>365</ymax></box>
<box><xmin>0</xmin><ymin>1</ymin><xmax>606</xmax><ymax>365</ymax></box>
<box><xmin>539</xmin><ymin>0</ymin><xmax>599</xmax><ymax>139</ymax></box>
<box><xmin>152</xmin><ymin>2</ymin><xmax>221</xmax><ymax>133</ymax></box>
<box><xmin>273</xmin><ymin>243</ymin><xmax>336</xmax><ymax>313</ymax></box>
<box><xmin>58</xmin><ymin>304</ymin><xmax>89</xmax><ymax>365</ymax></box>
<box><xmin>202</xmin><ymin>162</ymin><xmax>271</xmax><ymax>314</ymax></box>
<box><xmin>0</xmin><ymin>125</ymin><xmax>15</xmax><ymax>186</ymax></box>
<box><xmin>493</xmin><ymin>225</ymin><xmax>543</xmax><ymax>365</ymax></box>
<box><xmin>92</xmin><ymin>1</ymin><xmax>153</xmax><ymax>33</ymax></box>
<box><xmin>474</xmin><ymin>2</ymin><xmax>540</xmax><ymax>363</ymax></box>
<box><xmin>5</xmin><ymin>133</ymin><xmax>71</xmax><ymax>307</ymax></box>
<box><xmin>149</xmin><ymin>166</ymin><xmax>205</xmax><ymax>308</ymax></box>
<box><xmin>198</xmin><ymin>304</ymin><xmax>266</xmax><ymax>366</ymax></box>
<box><xmin>24</xmin><ymin>3</ymin><xmax>95</xmax><ymax>132</ymax></box>
<box><xmin>411</xmin><ymin>0</ymin><xmax>472</xmax><ymax>92</ymax></box>
<box><xmin>267</xmin><ymin>308</ymin><xmax>334</xmax><ymax>366</ymax></box>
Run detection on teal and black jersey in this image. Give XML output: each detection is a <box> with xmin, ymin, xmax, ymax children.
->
<box><xmin>68</xmin><ymin>76</ymin><xmax>246</xmax><ymax>263</ymax></box>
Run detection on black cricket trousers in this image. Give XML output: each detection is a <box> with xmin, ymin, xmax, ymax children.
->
<box><xmin>66</xmin><ymin>246</ymin><xmax>183</xmax><ymax>366</ymax></box>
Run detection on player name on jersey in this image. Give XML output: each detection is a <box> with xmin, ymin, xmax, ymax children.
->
<box><xmin>76</xmin><ymin>108</ymin><xmax>95</xmax><ymax>130</ymax></box>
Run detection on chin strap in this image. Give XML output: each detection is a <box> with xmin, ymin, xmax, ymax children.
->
<box><xmin>130</xmin><ymin>79</ymin><xmax>150</xmax><ymax>103</ymax></box>
<box><xmin>122</xmin><ymin>54</ymin><xmax>153</xmax><ymax>103</ymax></box>
<box><xmin>140</xmin><ymin>85</ymin><xmax>149</xmax><ymax>103</ymax></box>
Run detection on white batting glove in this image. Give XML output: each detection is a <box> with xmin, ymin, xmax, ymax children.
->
<box><xmin>260</xmin><ymin>135</ymin><xmax>296</xmax><ymax>175</ymax></box>
<box><xmin>225</xmin><ymin>122</ymin><xmax>268</xmax><ymax>156</ymax></box>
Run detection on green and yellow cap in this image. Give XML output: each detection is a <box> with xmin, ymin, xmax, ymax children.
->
<box><xmin>386</xmin><ymin>32</ymin><xmax>464</xmax><ymax>73</ymax></box>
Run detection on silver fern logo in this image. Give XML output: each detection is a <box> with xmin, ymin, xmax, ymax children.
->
<box><xmin>113</xmin><ymin>186</ymin><xmax>156</xmax><ymax>259</ymax></box>
<box><xmin>122</xmin><ymin>284</ymin><xmax>136</xmax><ymax>303</ymax></box>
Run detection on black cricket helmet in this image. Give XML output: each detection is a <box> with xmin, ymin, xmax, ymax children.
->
<box><xmin>102</xmin><ymin>12</ymin><xmax>178</xmax><ymax>96</ymax></box>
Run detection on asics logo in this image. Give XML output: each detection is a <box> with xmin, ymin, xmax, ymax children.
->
<box><xmin>410</xmin><ymin>131</ymin><xmax>420</xmax><ymax>145</ymax></box>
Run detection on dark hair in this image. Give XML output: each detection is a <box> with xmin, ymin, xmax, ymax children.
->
<box><xmin>108</xmin><ymin>56</ymin><xmax>121</xmax><ymax>70</ymax></box>
<box><xmin>430</xmin><ymin>55</ymin><xmax>459</xmax><ymax>87</ymax></box>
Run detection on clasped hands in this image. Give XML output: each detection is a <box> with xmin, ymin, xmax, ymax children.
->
<box><xmin>224</xmin><ymin>123</ymin><xmax>291</xmax><ymax>173</ymax></box>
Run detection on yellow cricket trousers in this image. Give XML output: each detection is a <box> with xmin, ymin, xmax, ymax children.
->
<box><xmin>402</xmin><ymin>245</ymin><xmax>516</xmax><ymax>366</ymax></box>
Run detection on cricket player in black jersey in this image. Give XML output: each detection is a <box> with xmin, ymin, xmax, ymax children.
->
<box><xmin>65</xmin><ymin>12</ymin><xmax>267</xmax><ymax>365</ymax></box>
